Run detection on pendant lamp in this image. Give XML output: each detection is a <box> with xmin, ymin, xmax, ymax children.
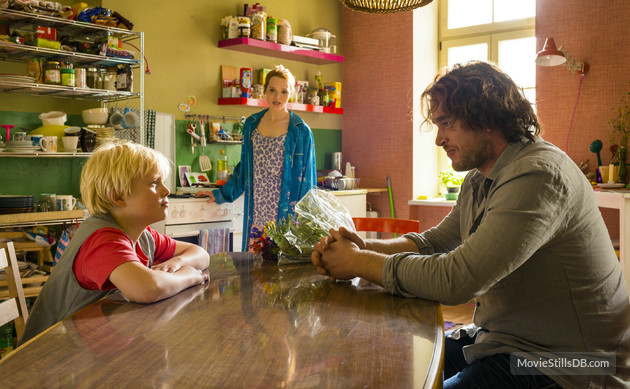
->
<box><xmin>340</xmin><ymin>0</ymin><xmax>433</xmax><ymax>13</ymax></box>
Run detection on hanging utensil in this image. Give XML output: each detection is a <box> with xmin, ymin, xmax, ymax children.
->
<box><xmin>199</xmin><ymin>155</ymin><xmax>212</xmax><ymax>172</ymax></box>
<box><xmin>187</xmin><ymin>122</ymin><xmax>199</xmax><ymax>154</ymax></box>
<box><xmin>199</xmin><ymin>116</ymin><xmax>207</xmax><ymax>149</ymax></box>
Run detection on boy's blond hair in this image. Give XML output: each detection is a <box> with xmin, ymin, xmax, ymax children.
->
<box><xmin>80</xmin><ymin>141</ymin><xmax>171</xmax><ymax>215</ymax></box>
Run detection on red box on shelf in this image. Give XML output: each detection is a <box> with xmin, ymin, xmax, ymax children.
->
<box><xmin>35</xmin><ymin>26</ymin><xmax>56</xmax><ymax>41</ymax></box>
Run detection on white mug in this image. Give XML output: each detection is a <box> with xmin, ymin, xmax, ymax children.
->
<box><xmin>123</xmin><ymin>108</ymin><xmax>139</xmax><ymax>128</ymax></box>
<box><xmin>62</xmin><ymin>136</ymin><xmax>79</xmax><ymax>152</ymax></box>
<box><xmin>109</xmin><ymin>111</ymin><xmax>124</xmax><ymax>129</ymax></box>
<box><xmin>41</xmin><ymin>136</ymin><xmax>58</xmax><ymax>152</ymax></box>
<box><xmin>56</xmin><ymin>195</ymin><xmax>77</xmax><ymax>211</ymax></box>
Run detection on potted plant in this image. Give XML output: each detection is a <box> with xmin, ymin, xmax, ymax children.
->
<box><xmin>608</xmin><ymin>90</ymin><xmax>630</xmax><ymax>183</ymax></box>
<box><xmin>439</xmin><ymin>166</ymin><xmax>464</xmax><ymax>200</ymax></box>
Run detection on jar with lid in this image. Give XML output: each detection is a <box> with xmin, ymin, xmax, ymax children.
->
<box><xmin>250</xmin><ymin>11</ymin><xmax>266</xmax><ymax>40</ymax></box>
<box><xmin>104</xmin><ymin>67</ymin><xmax>117</xmax><ymax>90</ymax></box>
<box><xmin>61</xmin><ymin>68</ymin><xmax>75</xmax><ymax>87</ymax></box>
<box><xmin>266</xmin><ymin>17</ymin><xmax>277</xmax><ymax>43</ymax></box>
<box><xmin>86</xmin><ymin>67</ymin><xmax>98</xmax><ymax>88</ymax></box>
<box><xmin>43</xmin><ymin>61</ymin><xmax>60</xmax><ymax>85</ymax></box>
<box><xmin>237</xmin><ymin>16</ymin><xmax>250</xmax><ymax>38</ymax></box>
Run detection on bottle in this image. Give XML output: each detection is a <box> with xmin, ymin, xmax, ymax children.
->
<box><xmin>240</xmin><ymin>67</ymin><xmax>252</xmax><ymax>98</ymax></box>
<box><xmin>0</xmin><ymin>323</ymin><xmax>13</xmax><ymax>359</ymax></box>
<box><xmin>217</xmin><ymin>150</ymin><xmax>228</xmax><ymax>181</ymax></box>
<box><xmin>61</xmin><ymin>68</ymin><xmax>75</xmax><ymax>87</ymax></box>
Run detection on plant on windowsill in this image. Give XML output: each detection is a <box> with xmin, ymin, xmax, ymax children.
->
<box><xmin>439</xmin><ymin>166</ymin><xmax>464</xmax><ymax>200</ymax></box>
<box><xmin>608</xmin><ymin>90</ymin><xmax>630</xmax><ymax>183</ymax></box>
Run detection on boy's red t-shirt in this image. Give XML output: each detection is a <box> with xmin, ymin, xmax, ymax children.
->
<box><xmin>73</xmin><ymin>226</ymin><xmax>177</xmax><ymax>290</ymax></box>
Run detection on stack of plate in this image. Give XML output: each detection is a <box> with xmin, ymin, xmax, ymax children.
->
<box><xmin>0</xmin><ymin>195</ymin><xmax>34</xmax><ymax>214</ymax></box>
<box><xmin>5</xmin><ymin>140</ymin><xmax>40</xmax><ymax>153</ymax></box>
<box><xmin>0</xmin><ymin>74</ymin><xmax>36</xmax><ymax>84</ymax></box>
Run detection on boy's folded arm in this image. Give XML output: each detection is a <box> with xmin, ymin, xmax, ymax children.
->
<box><xmin>108</xmin><ymin>261</ymin><xmax>208</xmax><ymax>304</ymax></box>
<box><xmin>163</xmin><ymin>241</ymin><xmax>210</xmax><ymax>271</ymax></box>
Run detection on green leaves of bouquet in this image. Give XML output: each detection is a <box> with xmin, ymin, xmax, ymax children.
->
<box><xmin>263</xmin><ymin>189</ymin><xmax>356</xmax><ymax>262</ymax></box>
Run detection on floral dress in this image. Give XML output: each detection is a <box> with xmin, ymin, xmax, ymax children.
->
<box><xmin>251</xmin><ymin>128</ymin><xmax>287</xmax><ymax>227</ymax></box>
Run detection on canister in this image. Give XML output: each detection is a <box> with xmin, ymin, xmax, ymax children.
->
<box><xmin>61</xmin><ymin>68</ymin><xmax>75</xmax><ymax>87</ymax></box>
<box><xmin>266</xmin><ymin>17</ymin><xmax>277</xmax><ymax>43</ymax></box>
<box><xmin>86</xmin><ymin>67</ymin><xmax>98</xmax><ymax>88</ymax></box>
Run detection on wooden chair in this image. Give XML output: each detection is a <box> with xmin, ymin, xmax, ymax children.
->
<box><xmin>352</xmin><ymin>217</ymin><xmax>421</xmax><ymax>235</ymax></box>
<box><xmin>0</xmin><ymin>242</ymin><xmax>29</xmax><ymax>340</ymax></box>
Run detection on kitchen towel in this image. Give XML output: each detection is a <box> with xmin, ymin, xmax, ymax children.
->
<box><xmin>199</xmin><ymin>227</ymin><xmax>232</xmax><ymax>255</ymax></box>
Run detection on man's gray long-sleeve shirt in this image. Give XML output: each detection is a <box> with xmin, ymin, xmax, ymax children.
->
<box><xmin>382</xmin><ymin>137</ymin><xmax>630</xmax><ymax>388</ymax></box>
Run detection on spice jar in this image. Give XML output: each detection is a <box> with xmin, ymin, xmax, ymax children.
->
<box><xmin>44</xmin><ymin>61</ymin><xmax>60</xmax><ymax>85</ymax></box>
<box><xmin>61</xmin><ymin>68</ymin><xmax>75</xmax><ymax>87</ymax></box>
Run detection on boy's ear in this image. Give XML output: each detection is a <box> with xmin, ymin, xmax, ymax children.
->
<box><xmin>109</xmin><ymin>189</ymin><xmax>125</xmax><ymax>207</ymax></box>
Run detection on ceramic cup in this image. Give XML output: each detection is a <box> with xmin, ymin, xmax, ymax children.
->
<box><xmin>56</xmin><ymin>195</ymin><xmax>77</xmax><ymax>211</ymax></box>
<box><xmin>13</xmin><ymin>131</ymin><xmax>26</xmax><ymax>141</ymax></box>
<box><xmin>80</xmin><ymin>128</ymin><xmax>97</xmax><ymax>152</ymax></box>
<box><xmin>41</xmin><ymin>136</ymin><xmax>58</xmax><ymax>152</ymax></box>
<box><xmin>62</xmin><ymin>136</ymin><xmax>79</xmax><ymax>152</ymax></box>
<box><xmin>29</xmin><ymin>134</ymin><xmax>44</xmax><ymax>146</ymax></box>
<box><xmin>123</xmin><ymin>108</ymin><xmax>139</xmax><ymax>128</ymax></box>
<box><xmin>109</xmin><ymin>111</ymin><xmax>124</xmax><ymax>129</ymax></box>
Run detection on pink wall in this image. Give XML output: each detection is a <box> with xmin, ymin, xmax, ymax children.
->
<box><xmin>341</xmin><ymin>8</ymin><xmax>415</xmax><ymax>220</ymax></box>
<box><xmin>536</xmin><ymin>0</ymin><xmax>630</xmax><ymax>239</ymax></box>
<box><xmin>342</xmin><ymin>2</ymin><xmax>628</xmax><ymax>236</ymax></box>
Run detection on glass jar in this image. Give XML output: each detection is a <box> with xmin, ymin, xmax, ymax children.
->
<box><xmin>97</xmin><ymin>68</ymin><xmax>105</xmax><ymax>89</ymax></box>
<box><xmin>43</xmin><ymin>61</ymin><xmax>60</xmax><ymax>85</ymax></box>
<box><xmin>61</xmin><ymin>68</ymin><xmax>75</xmax><ymax>87</ymax></box>
<box><xmin>86</xmin><ymin>67</ymin><xmax>98</xmax><ymax>88</ymax></box>
<box><xmin>75</xmin><ymin>67</ymin><xmax>86</xmax><ymax>88</ymax></box>
<box><xmin>104</xmin><ymin>67</ymin><xmax>117</xmax><ymax>90</ymax></box>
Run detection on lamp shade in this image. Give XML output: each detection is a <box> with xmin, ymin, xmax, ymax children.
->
<box><xmin>535</xmin><ymin>38</ymin><xmax>566</xmax><ymax>67</ymax></box>
<box><xmin>340</xmin><ymin>0</ymin><xmax>433</xmax><ymax>13</ymax></box>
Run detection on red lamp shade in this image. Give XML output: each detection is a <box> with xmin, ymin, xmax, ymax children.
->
<box><xmin>535</xmin><ymin>38</ymin><xmax>567</xmax><ymax>67</ymax></box>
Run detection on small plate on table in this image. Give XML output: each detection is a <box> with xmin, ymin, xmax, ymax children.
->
<box><xmin>597</xmin><ymin>183</ymin><xmax>626</xmax><ymax>189</ymax></box>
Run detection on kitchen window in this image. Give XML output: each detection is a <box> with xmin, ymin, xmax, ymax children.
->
<box><xmin>432</xmin><ymin>0</ymin><xmax>536</xmax><ymax>186</ymax></box>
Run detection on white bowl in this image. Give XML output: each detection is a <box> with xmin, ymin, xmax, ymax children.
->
<box><xmin>38</xmin><ymin>111</ymin><xmax>67</xmax><ymax>126</ymax></box>
<box><xmin>82</xmin><ymin>108</ymin><xmax>109</xmax><ymax>125</ymax></box>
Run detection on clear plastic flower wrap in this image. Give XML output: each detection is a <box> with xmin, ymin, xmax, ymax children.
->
<box><xmin>264</xmin><ymin>188</ymin><xmax>355</xmax><ymax>265</ymax></box>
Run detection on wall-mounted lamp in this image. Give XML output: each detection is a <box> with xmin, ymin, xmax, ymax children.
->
<box><xmin>535</xmin><ymin>37</ymin><xmax>589</xmax><ymax>75</ymax></box>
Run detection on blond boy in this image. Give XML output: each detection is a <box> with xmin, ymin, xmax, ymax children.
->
<box><xmin>20</xmin><ymin>142</ymin><xmax>209</xmax><ymax>345</ymax></box>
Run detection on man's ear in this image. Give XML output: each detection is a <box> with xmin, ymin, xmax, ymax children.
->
<box><xmin>109</xmin><ymin>189</ymin><xmax>125</xmax><ymax>208</ymax></box>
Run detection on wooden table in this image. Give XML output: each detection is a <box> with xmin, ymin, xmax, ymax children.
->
<box><xmin>0</xmin><ymin>252</ymin><xmax>444</xmax><ymax>388</ymax></box>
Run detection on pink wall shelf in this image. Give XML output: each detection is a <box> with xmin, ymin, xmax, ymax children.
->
<box><xmin>218</xmin><ymin>38</ymin><xmax>344</xmax><ymax>65</ymax></box>
<box><xmin>218</xmin><ymin>97</ymin><xmax>344</xmax><ymax>115</ymax></box>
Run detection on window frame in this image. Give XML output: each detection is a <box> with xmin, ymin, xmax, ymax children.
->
<box><xmin>434</xmin><ymin>0</ymin><xmax>535</xmax><ymax>183</ymax></box>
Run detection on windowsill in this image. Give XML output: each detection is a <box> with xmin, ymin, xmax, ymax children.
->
<box><xmin>408</xmin><ymin>198</ymin><xmax>456</xmax><ymax>207</ymax></box>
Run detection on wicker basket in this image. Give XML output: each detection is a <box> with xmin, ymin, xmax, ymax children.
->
<box><xmin>340</xmin><ymin>0</ymin><xmax>433</xmax><ymax>13</ymax></box>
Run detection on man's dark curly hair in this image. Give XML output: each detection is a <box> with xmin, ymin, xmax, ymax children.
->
<box><xmin>421</xmin><ymin>61</ymin><xmax>541</xmax><ymax>142</ymax></box>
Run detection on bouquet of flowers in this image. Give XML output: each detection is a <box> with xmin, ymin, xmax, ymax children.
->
<box><xmin>249</xmin><ymin>188</ymin><xmax>355</xmax><ymax>264</ymax></box>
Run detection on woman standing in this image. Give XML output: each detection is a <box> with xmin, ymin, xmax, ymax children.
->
<box><xmin>196</xmin><ymin>65</ymin><xmax>316</xmax><ymax>251</ymax></box>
